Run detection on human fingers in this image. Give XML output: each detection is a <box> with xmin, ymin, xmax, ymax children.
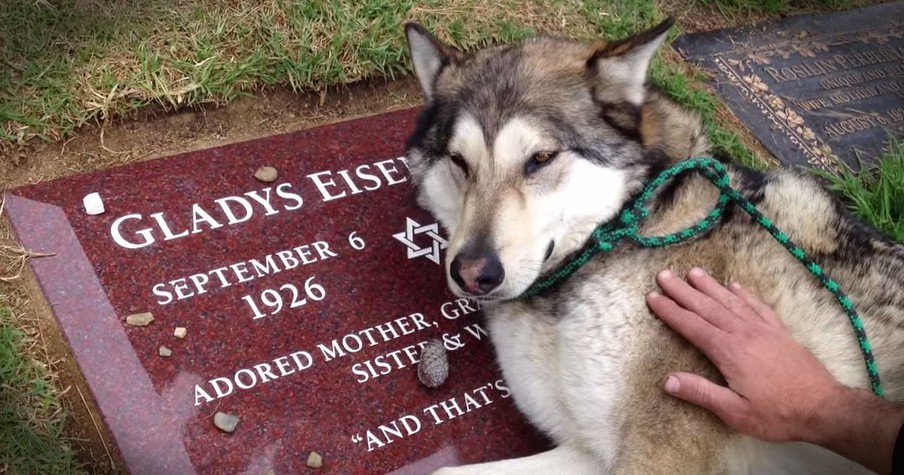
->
<box><xmin>686</xmin><ymin>268</ymin><xmax>761</xmax><ymax>325</ymax></box>
<box><xmin>646</xmin><ymin>292</ymin><xmax>724</xmax><ymax>358</ymax></box>
<box><xmin>728</xmin><ymin>282</ymin><xmax>784</xmax><ymax>327</ymax></box>
<box><xmin>663</xmin><ymin>372</ymin><xmax>750</xmax><ymax>428</ymax></box>
<box><xmin>656</xmin><ymin>270</ymin><xmax>739</xmax><ymax>331</ymax></box>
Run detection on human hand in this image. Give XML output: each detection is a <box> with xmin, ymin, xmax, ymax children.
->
<box><xmin>646</xmin><ymin>267</ymin><xmax>844</xmax><ymax>443</ymax></box>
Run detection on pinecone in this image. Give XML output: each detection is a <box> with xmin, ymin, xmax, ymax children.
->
<box><xmin>417</xmin><ymin>339</ymin><xmax>449</xmax><ymax>388</ymax></box>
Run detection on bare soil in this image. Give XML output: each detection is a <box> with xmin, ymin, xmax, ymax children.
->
<box><xmin>1</xmin><ymin>77</ymin><xmax>423</xmax><ymax>190</ymax></box>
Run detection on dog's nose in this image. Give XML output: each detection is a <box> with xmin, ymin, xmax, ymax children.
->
<box><xmin>450</xmin><ymin>248</ymin><xmax>505</xmax><ymax>295</ymax></box>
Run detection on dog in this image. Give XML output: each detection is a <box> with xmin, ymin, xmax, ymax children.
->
<box><xmin>403</xmin><ymin>19</ymin><xmax>904</xmax><ymax>474</ymax></box>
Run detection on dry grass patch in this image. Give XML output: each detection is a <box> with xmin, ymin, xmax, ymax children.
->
<box><xmin>1</xmin><ymin>0</ymin><xmax>598</xmax><ymax>147</ymax></box>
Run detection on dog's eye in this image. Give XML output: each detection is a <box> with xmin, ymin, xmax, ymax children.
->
<box><xmin>449</xmin><ymin>153</ymin><xmax>469</xmax><ymax>177</ymax></box>
<box><xmin>525</xmin><ymin>151</ymin><xmax>559</xmax><ymax>175</ymax></box>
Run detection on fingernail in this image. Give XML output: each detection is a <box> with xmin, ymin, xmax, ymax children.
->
<box><xmin>648</xmin><ymin>291</ymin><xmax>661</xmax><ymax>299</ymax></box>
<box><xmin>658</xmin><ymin>269</ymin><xmax>673</xmax><ymax>280</ymax></box>
<box><xmin>688</xmin><ymin>267</ymin><xmax>706</xmax><ymax>278</ymax></box>
<box><xmin>729</xmin><ymin>281</ymin><xmax>742</xmax><ymax>290</ymax></box>
<box><xmin>664</xmin><ymin>375</ymin><xmax>680</xmax><ymax>394</ymax></box>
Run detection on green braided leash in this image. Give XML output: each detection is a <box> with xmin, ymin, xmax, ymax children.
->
<box><xmin>523</xmin><ymin>157</ymin><xmax>884</xmax><ymax>397</ymax></box>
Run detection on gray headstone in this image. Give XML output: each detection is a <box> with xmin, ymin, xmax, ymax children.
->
<box><xmin>675</xmin><ymin>2</ymin><xmax>904</xmax><ymax>170</ymax></box>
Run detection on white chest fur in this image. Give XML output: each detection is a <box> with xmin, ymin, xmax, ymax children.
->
<box><xmin>485</xmin><ymin>277</ymin><xmax>646</xmax><ymax>465</ymax></box>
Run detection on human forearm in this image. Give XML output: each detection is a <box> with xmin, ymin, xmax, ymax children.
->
<box><xmin>808</xmin><ymin>386</ymin><xmax>904</xmax><ymax>475</ymax></box>
<box><xmin>649</xmin><ymin>268</ymin><xmax>904</xmax><ymax>473</ymax></box>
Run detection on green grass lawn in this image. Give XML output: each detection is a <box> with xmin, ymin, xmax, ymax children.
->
<box><xmin>0</xmin><ymin>308</ymin><xmax>84</xmax><ymax>474</ymax></box>
<box><xmin>0</xmin><ymin>0</ymin><xmax>598</xmax><ymax>144</ymax></box>
<box><xmin>1</xmin><ymin>0</ymin><xmax>874</xmax><ymax>168</ymax></box>
<box><xmin>1</xmin><ymin>0</ymin><xmax>827</xmax><ymax>157</ymax></box>
<box><xmin>818</xmin><ymin>138</ymin><xmax>904</xmax><ymax>243</ymax></box>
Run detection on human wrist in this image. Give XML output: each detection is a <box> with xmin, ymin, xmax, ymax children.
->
<box><xmin>802</xmin><ymin>384</ymin><xmax>866</xmax><ymax>446</ymax></box>
<box><xmin>805</xmin><ymin>385</ymin><xmax>904</xmax><ymax>474</ymax></box>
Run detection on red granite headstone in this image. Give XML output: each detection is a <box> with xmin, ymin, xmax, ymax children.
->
<box><xmin>4</xmin><ymin>109</ymin><xmax>549</xmax><ymax>474</ymax></box>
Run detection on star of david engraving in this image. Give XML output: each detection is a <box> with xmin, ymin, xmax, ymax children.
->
<box><xmin>392</xmin><ymin>217</ymin><xmax>448</xmax><ymax>265</ymax></box>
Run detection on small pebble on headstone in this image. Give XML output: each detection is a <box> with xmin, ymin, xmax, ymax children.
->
<box><xmin>174</xmin><ymin>327</ymin><xmax>187</xmax><ymax>339</ymax></box>
<box><xmin>417</xmin><ymin>339</ymin><xmax>449</xmax><ymax>388</ymax></box>
<box><xmin>214</xmin><ymin>412</ymin><xmax>240</xmax><ymax>433</ymax></box>
<box><xmin>306</xmin><ymin>451</ymin><xmax>323</xmax><ymax>469</ymax></box>
<box><xmin>158</xmin><ymin>346</ymin><xmax>172</xmax><ymax>357</ymax></box>
<box><xmin>125</xmin><ymin>312</ymin><xmax>154</xmax><ymax>326</ymax></box>
<box><xmin>254</xmin><ymin>166</ymin><xmax>278</xmax><ymax>183</ymax></box>
<box><xmin>83</xmin><ymin>192</ymin><xmax>105</xmax><ymax>215</ymax></box>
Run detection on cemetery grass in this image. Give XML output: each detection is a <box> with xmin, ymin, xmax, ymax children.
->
<box><xmin>0</xmin><ymin>307</ymin><xmax>84</xmax><ymax>474</ymax></box>
<box><xmin>817</xmin><ymin>139</ymin><xmax>904</xmax><ymax>243</ymax></box>
<box><xmin>690</xmin><ymin>0</ymin><xmax>872</xmax><ymax>23</ymax></box>
<box><xmin>0</xmin><ymin>0</ymin><xmax>876</xmax><ymax>150</ymax></box>
<box><xmin>0</xmin><ymin>0</ymin><xmax>599</xmax><ymax>145</ymax></box>
<box><xmin>0</xmin><ymin>0</ymin><xmax>897</xmax><ymax>471</ymax></box>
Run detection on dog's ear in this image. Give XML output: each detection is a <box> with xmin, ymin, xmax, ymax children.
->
<box><xmin>587</xmin><ymin>18</ymin><xmax>674</xmax><ymax>107</ymax></box>
<box><xmin>405</xmin><ymin>23</ymin><xmax>460</xmax><ymax>100</ymax></box>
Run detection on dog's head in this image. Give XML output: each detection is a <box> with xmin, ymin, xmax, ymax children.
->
<box><xmin>404</xmin><ymin>20</ymin><xmax>688</xmax><ymax>301</ymax></box>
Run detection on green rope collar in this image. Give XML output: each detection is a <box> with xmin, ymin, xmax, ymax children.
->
<box><xmin>522</xmin><ymin>157</ymin><xmax>883</xmax><ymax>397</ymax></box>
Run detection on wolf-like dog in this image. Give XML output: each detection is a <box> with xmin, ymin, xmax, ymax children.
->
<box><xmin>402</xmin><ymin>19</ymin><xmax>904</xmax><ymax>474</ymax></box>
